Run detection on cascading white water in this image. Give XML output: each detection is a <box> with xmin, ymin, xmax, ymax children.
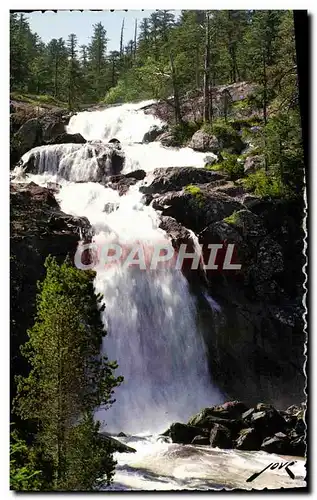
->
<box><xmin>57</xmin><ymin>181</ymin><xmax>223</xmax><ymax>434</ymax></box>
<box><xmin>16</xmin><ymin>100</ymin><xmax>223</xmax><ymax>434</ymax></box>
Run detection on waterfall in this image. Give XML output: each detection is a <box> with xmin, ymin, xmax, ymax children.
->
<box><xmin>16</xmin><ymin>100</ymin><xmax>224</xmax><ymax>434</ymax></box>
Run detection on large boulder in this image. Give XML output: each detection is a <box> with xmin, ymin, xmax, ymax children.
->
<box><xmin>156</xmin><ymin>131</ymin><xmax>179</xmax><ymax>147</ymax></box>
<box><xmin>140</xmin><ymin>166</ymin><xmax>224</xmax><ymax>195</ymax></box>
<box><xmin>244</xmin><ymin>154</ymin><xmax>264</xmax><ymax>174</ymax></box>
<box><xmin>153</xmin><ymin>188</ymin><xmax>242</xmax><ymax>234</ymax></box>
<box><xmin>235</xmin><ymin>428</ymin><xmax>262</xmax><ymax>451</ymax></box>
<box><xmin>191</xmin><ymin>435</ymin><xmax>210</xmax><ymax>445</ymax></box>
<box><xmin>99</xmin><ymin>434</ymin><xmax>136</xmax><ymax>453</ymax></box>
<box><xmin>143</xmin><ymin>124</ymin><xmax>167</xmax><ymax>143</ymax></box>
<box><xmin>159</xmin><ymin>216</ymin><xmax>193</xmax><ymax>251</ymax></box>
<box><xmin>209</xmin><ymin>423</ymin><xmax>232</xmax><ymax>449</ymax></box>
<box><xmin>260</xmin><ymin>433</ymin><xmax>292</xmax><ymax>455</ymax></box>
<box><xmin>47</xmin><ymin>132</ymin><xmax>86</xmax><ymax>145</ymax></box>
<box><xmin>107</xmin><ymin>170</ymin><xmax>146</xmax><ymax>196</ymax></box>
<box><xmin>40</xmin><ymin>112</ymin><xmax>67</xmax><ymax>142</ymax></box>
<box><xmin>10</xmin><ymin>182</ymin><xmax>91</xmax><ymax>399</ymax></box>
<box><xmin>11</xmin><ymin>110</ymin><xmax>69</xmax><ymax>166</ymax></box>
<box><xmin>13</xmin><ymin>118</ymin><xmax>42</xmax><ymax>156</ymax></box>
<box><xmin>250</xmin><ymin>408</ymin><xmax>287</xmax><ymax>438</ymax></box>
<box><xmin>188</xmin><ymin>130</ymin><xmax>220</xmax><ymax>153</ymax></box>
<box><xmin>168</xmin><ymin>423</ymin><xmax>207</xmax><ymax>444</ymax></box>
<box><xmin>188</xmin><ymin>402</ymin><xmax>249</xmax><ymax>427</ymax></box>
<box><xmin>95</xmin><ymin>142</ymin><xmax>125</xmax><ymax>177</ymax></box>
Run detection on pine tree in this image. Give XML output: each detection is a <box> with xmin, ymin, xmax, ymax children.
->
<box><xmin>14</xmin><ymin>256</ymin><xmax>123</xmax><ymax>491</ymax></box>
<box><xmin>47</xmin><ymin>38</ymin><xmax>68</xmax><ymax>98</ymax></box>
<box><xmin>88</xmin><ymin>22</ymin><xmax>109</xmax><ymax>100</ymax></box>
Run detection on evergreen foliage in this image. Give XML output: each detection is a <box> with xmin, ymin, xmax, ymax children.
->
<box><xmin>13</xmin><ymin>257</ymin><xmax>123</xmax><ymax>491</ymax></box>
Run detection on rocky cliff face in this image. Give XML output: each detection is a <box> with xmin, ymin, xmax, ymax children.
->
<box><xmin>10</xmin><ymin>102</ymin><xmax>72</xmax><ymax>168</ymax></box>
<box><xmin>10</xmin><ymin>182</ymin><xmax>91</xmax><ymax>395</ymax></box>
<box><xmin>143</xmin><ymin>82</ymin><xmax>258</xmax><ymax>124</ymax></box>
<box><xmin>142</xmin><ymin>167</ymin><xmax>306</xmax><ymax>408</ymax></box>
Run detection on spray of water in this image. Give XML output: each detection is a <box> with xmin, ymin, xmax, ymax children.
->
<box><xmin>14</xmin><ymin>100</ymin><xmax>223</xmax><ymax>433</ymax></box>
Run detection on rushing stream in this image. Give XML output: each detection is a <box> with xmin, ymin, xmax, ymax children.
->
<box><xmin>13</xmin><ymin>101</ymin><xmax>306</xmax><ymax>490</ymax></box>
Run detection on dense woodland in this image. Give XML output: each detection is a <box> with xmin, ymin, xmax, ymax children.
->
<box><xmin>10</xmin><ymin>10</ymin><xmax>304</xmax><ymax>198</ymax></box>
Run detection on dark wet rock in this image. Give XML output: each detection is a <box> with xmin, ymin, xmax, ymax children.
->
<box><xmin>10</xmin><ymin>182</ymin><xmax>91</xmax><ymax>400</ymax></box>
<box><xmin>12</xmin><ymin>118</ymin><xmax>42</xmax><ymax>158</ymax></box>
<box><xmin>156</xmin><ymin>131</ymin><xmax>179</xmax><ymax>147</ymax></box>
<box><xmin>141</xmin><ymin>193</ymin><xmax>154</xmax><ymax>206</ymax></box>
<box><xmin>46</xmin><ymin>182</ymin><xmax>61</xmax><ymax>193</ymax></box>
<box><xmin>235</xmin><ymin>428</ymin><xmax>262</xmax><ymax>451</ymax></box>
<box><xmin>261</xmin><ymin>433</ymin><xmax>291</xmax><ymax>455</ymax></box>
<box><xmin>103</xmin><ymin>202</ymin><xmax>120</xmax><ymax>213</ymax></box>
<box><xmin>191</xmin><ymin>435</ymin><xmax>210</xmax><ymax>445</ymax></box>
<box><xmin>107</xmin><ymin>177</ymin><xmax>137</xmax><ymax>196</ymax></box>
<box><xmin>99</xmin><ymin>434</ymin><xmax>136</xmax><ymax>453</ymax></box>
<box><xmin>117</xmin><ymin>432</ymin><xmax>127</xmax><ymax>437</ymax></box>
<box><xmin>241</xmin><ymin>408</ymin><xmax>256</xmax><ymax>422</ymax></box>
<box><xmin>159</xmin><ymin>216</ymin><xmax>192</xmax><ymax>251</ymax></box>
<box><xmin>107</xmin><ymin>170</ymin><xmax>146</xmax><ymax>196</ymax></box>
<box><xmin>295</xmin><ymin>418</ymin><xmax>306</xmax><ymax>435</ymax></box>
<box><xmin>40</xmin><ymin>112</ymin><xmax>68</xmax><ymax>142</ymax></box>
<box><xmin>143</xmin><ymin>124</ymin><xmax>167</xmax><ymax>143</ymax></box>
<box><xmin>250</xmin><ymin>408</ymin><xmax>286</xmax><ymax>438</ymax></box>
<box><xmin>204</xmin><ymin>154</ymin><xmax>218</xmax><ymax>166</ymax></box>
<box><xmin>47</xmin><ymin>132</ymin><xmax>86</xmax><ymax>145</ymax></box>
<box><xmin>189</xmin><ymin>402</ymin><xmax>249</xmax><ymax>427</ymax></box>
<box><xmin>213</xmin><ymin>182</ymin><xmax>246</xmax><ymax>199</ymax></box>
<box><xmin>153</xmin><ymin>189</ymin><xmax>242</xmax><ymax>234</ymax></box>
<box><xmin>168</xmin><ymin>401</ymin><xmax>306</xmax><ymax>456</ymax></box>
<box><xmin>11</xmin><ymin>109</ymin><xmax>70</xmax><ymax>166</ymax></box>
<box><xmin>145</xmin><ymin>82</ymin><xmax>257</xmax><ymax>124</ymax></box>
<box><xmin>209</xmin><ymin>423</ymin><xmax>232</xmax><ymax>449</ymax></box>
<box><xmin>289</xmin><ymin>435</ymin><xmax>306</xmax><ymax>456</ymax></box>
<box><xmin>168</xmin><ymin>423</ymin><xmax>208</xmax><ymax>444</ymax></box>
<box><xmin>188</xmin><ymin>130</ymin><xmax>220</xmax><ymax>153</ymax></box>
<box><xmin>95</xmin><ymin>143</ymin><xmax>125</xmax><ymax>177</ymax></box>
<box><xmin>140</xmin><ymin>166</ymin><xmax>225</xmax><ymax>195</ymax></box>
<box><xmin>109</xmin><ymin>138</ymin><xmax>121</xmax><ymax>145</ymax></box>
<box><xmin>124</xmin><ymin>169</ymin><xmax>146</xmax><ymax>180</ymax></box>
<box><xmin>244</xmin><ymin>154</ymin><xmax>264</xmax><ymax>174</ymax></box>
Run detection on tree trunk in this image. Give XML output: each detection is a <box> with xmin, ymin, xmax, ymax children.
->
<box><xmin>203</xmin><ymin>12</ymin><xmax>211</xmax><ymax>123</ymax></box>
<box><xmin>262</xmin><ymin>50</ymin><xmax>268</xmax><ymax>172</ymax></box>
<box><xmin>54</xmin><ymin>56</ymin><xmax>58</xmax><ymax>98</ymax></box>
<box><xmin>111</xmin><ymin>57</ymin><xmax>115</xmax><ymax>87</ymax></box>
<box><xmin>120</xmin><ymin>19</ymin><xmax>124</xmax><ymax>56</ymax></box>
<box><xmin>195</xmin><ymin>45</ymin><xmax>200</xmax><ymax>89</ymax></box>
<box><xmin>169</xmin><ymin>51</ymin><xmax>182</xmax><ymax>125</ymax></box>
<box><xmin>134</xmin><ymin>19</ymin><xmax>137</xmax><ymax>60</ymax></box>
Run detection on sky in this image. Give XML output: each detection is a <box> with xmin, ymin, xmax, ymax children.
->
<box><xmin>26</xmin><ymin>10</ymin><xmax>181</xmax><ymax>53</ymax></box>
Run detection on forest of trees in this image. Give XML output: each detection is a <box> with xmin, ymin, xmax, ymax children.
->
<box><xmin>10</xmin><ymin>10</ymin><xmax>299</xmax><ymax>111</ymax></box>
<box><xmin>9</xmin><ymin>11</ymin><xmax>305</xmax><ymax>490</ymax></box>
<box><xmin>10</xmin><ymin>10</ymin><xmax>304</xmax><ymax>199</ymax></box>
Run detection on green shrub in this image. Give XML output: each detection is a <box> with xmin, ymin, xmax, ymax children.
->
<box><xmin>10</xmin><ymin>92</ymin><xmax>67</xmax><ymax>108</ymax></box>
<box><xmin>206</xmin><ymin>153</ymin><xmax>244</xmax><ymax>180</ymax></box>
<box><xmin>10</xmin><ymin>429</ymin><xmax>43</xmax><ymax>491</ymax></box>
<box><xmin>184</xmin><ymin>184</ymin><xmax>204</xmax><ymax>206</ymax></box>
<box><xmin>242</xmin><ymin>170</ymin><xmax>290</xmax><ymax>198</ymax></box>
<box><xmin>185</xmin><ymin>184</ymin><xmax>202</xmax><ymax>196</ymax></box>
<box><xmin>223</xmin><ymin>210</ymin><xmax>241</xmax><ymax>225</ymax></box>
<box><xmin>171</xmin><ymin>121</ymin><xmax>200</xmax><ymax>146</ymax></box>
<box><xmin>103</xmin><ymin>78</ymin><xmax>152</xmax><ymax>104</ymax></box>
<box><xmin>232</xmin><ymin>99</ymin><xmax>249</xmax><ymax>111</ymax></box>
<box><xmin>203</xmin><ymin>119</ymin><xmax>240</xmax><ymax>149</ymax></box>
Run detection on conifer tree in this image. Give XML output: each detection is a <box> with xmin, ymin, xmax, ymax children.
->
<box><xmin>14</xmin><ymin>256</ymin><xmax>122</xmax><ymax>491</ymax></box>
